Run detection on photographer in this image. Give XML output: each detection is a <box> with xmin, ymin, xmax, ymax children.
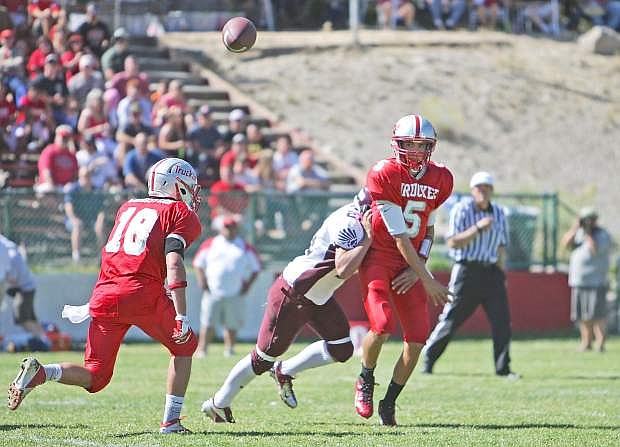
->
<box><xmin>562</xmin><ymin>208</ymin><xmax>614</xmax><ymax>352</ymax></box>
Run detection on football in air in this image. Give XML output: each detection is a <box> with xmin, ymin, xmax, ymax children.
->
<box><xmin>222</xmin><ymin>17</ymin><xmax>257</xmax><ymax>53</ymax></box>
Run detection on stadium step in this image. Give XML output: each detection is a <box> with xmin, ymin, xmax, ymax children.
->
<box><xmin>181</xmin><ymin>85</ymin><xmax>230</xmax><ymax>101</ymax></box>
<box><xmin>144</xmin><ymin>70</ymin><xmax>207</xmax><ymax>85</ymax></box>
<box><xmin>137</xmin><ymin>57</ymin><xmax>188</xmax><ymax>72</ymax></box>
<box><xmin>128</xmin><ymin>45</ymin><xmax>169</xmax><ymax>59</ymax></box>
<box><xmin>128</xmin><ymin>36</ymin><xmax>159</xmax><ymax>47</ymax></box>
<box><xmin>187</xmin><ymin>99</ymin><xmax>250</xmax><ymax>115</ymax></box>
<box><xmin>210</xmin><ymin>112</ymin><xmax>270</xmax><ymax>128</ymax></box>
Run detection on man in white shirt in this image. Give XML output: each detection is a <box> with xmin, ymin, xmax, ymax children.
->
<box><xmin>192</xmin><ymin>215</ymin><xmax>261</xmax><ymax>357</ymax></box>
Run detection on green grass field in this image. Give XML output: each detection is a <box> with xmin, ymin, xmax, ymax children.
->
<box><xmin>1</xmin><ymin>338</ymin><xmax>619</xmax><ymax>447</ymax></box>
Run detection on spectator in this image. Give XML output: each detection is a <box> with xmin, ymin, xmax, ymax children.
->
<box><xmin>100</xmin><ymin>27</ymin><xmax>129</xmax><ymax>80</ymax></box>
<box><xmin>115</xmin><ymin>101</ymin><xmax>153</xmax><ymax>162</ymax></box>
<box><xmin>15</xmin><ymin>78</ymin><xmax>52</xmax><ymax>151</ymax></box>
<box><xmin>580</xmin><ymin>0</ymin><xmax>620</xmax><ymax>30</ymax></box>
<box><xmin>0</xmin><ymin>234</ymin><xmax>50</xmax><ymax>350</ymax></box>
<box><xmin>122</xmin><ymin>132</ymin><xmax>164</xmax><ymax>191</ymax></box>
<box><xmin>561</xmin><ymin>208</ymin><xmax>614</xmax><ymax>352</ymax></box>
<box><xmin>77</xmin><ymin>2</ymin><xmax>110</xmax><ymax>57</ymax></box>
<box><xmin>77</xmin><ymin>88</ymin><xmax>114</xmax><ymax>155</ymax></box>
<box><xmin>272</xmin><ymin>134</ymin><xmax>298</xmax><ymax>190</ymax></box>
<box><xmin>33</xmin><ymin>53</ymin><xmax>67</xmax><ymax>125</ymax></box>
<box><xmin>0</xmin><ymin>28</ymin><xmax>27</xmax><ymax>104</ymax></box>
<box><xmin>75</xmin><ymin>135</ymin><xmax>120</xmax><ymax>191</ymax></box>
<box><xmin>109</xmin><ymin>55</ymin><xmax>149</xmax><ymax>98</ymax></box>
<box><xmin>429</xmin><ymin>0</ymin><xmax>467</xmax><ymax>29</ymax></box>
<box><xmin>153</xmin><ymin>79</ymin><xmax>186</xmax><ymax>114</ymax></box>
<box><xmin>377</xmin><ymin>0</ymin><xmax>416</xmax><ymax>28</ymax></box>
<box><xmin>36</xmin><ymin>124</ymin><xmax>77</xmax><ymax>193</ymax></box>
<box><xmin>192</xmin><ymin>215</ymin><xmax>261</xmax><ymax>357</ymax></box>
<box><xmin>0</xmin><ymin>81</ymin><xmax>16</xmax><ymax>149</ymax></box>
<box><xmin>221</xmin><ymin>108</ymin><xmax>247</xmax><ymax>144</ymax></box>
<box><xmin>246</xmin><ymin>123</ymin><xmax>267</xmax><ymax>156</ymax></box>
<box><xmin>523</xmin><ymin>0</ymin><xmax>561</xmax><ymax>34</ymax></box>
<box><xmin>233</xmin><ymin>153</ymin><xmax>259</xmax><ymax>190</ymax></box>
<box><xmin>50</xmin><ymin>22</ymin><xmax>65</xmax><ymax>53</ymax></box>
<box><xmin>150</xmin><ymin>79</ymin><xmax>167</xmax><ymax>104</ymax></box>
<box><xmin>60</xmin><ymin>33</ymin><xmax>85</xmax><ymax>82</ymax></box>
<box><xmin>285</xmin><ymin>149</ymin><xmax>329</xmax><ymax>193</ymax></box>
<box><xmin>63</xmin><ymin>168</ymin><xmax>105</xmax><ymax>262</ymax></box>
<box><xmin>473</xmin><ymin>0</ymin><xmax>502</xmax><ymax>29</ymax></box>
<box><xmin>67</xmin><ymin>53</ymin><xmax>104</xmax><ymax>107</ymax></box>
<box><xmin>102</xmin><ymin>87</ymin><xmax>119</xmax><ymax>130</ymax></box>
<box><xmin>158</xmin><ymin>106</ymin><xmax>187</xmax><ymax>158</ymax></box>
<box><xmin>208</xmin><ymin>162</ymin><xmax>249</xmax><ymax>218</ymax></box>
<box><xmin>116</xmin><ymin>78</ymin><xmax>151</xmax><ymax>129</ymax></box>
<box><xmin>26</xmin><ymin>35</ymin><xmax>53</xmax><ymax>79</ymax></box>
<box><xmin>27</xmin><ymin>0</ymin><xmax>60</xmax><ymax>37</ymax></box>
<box><xmin>187</xmin><ymin>105</ymin><xmax>224</xmax><ymax>186</ymax></box>
<box><xmin>2</xmin><ymin>0</ymin><xmax>27</xmax><ymax>30</ymax></box>
<box><xmin>220</xmin><ymin>133</ymin><xmax>251</xmax><ymax>171</ymax></box>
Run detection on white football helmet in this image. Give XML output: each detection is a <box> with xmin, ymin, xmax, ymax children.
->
<box><xmin>147</xmin><ymin>158</ymin><xmax>200</xmax><ymax>211</ymax></box>
<box><xmin>391</xmin><ymin>114</ymin><xmax>437</xmax><ymax>174</ymax></box>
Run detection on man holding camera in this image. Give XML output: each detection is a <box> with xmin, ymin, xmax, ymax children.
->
<box><xmin>561</xmin><ymin>208</ymin><xmax>614</xmax><ymax>352</ymax></box>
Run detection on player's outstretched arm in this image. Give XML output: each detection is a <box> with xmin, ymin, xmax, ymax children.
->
<box><xmin>394</xmin><ymin>234</ymin><xmax>451</xmax><ymax>306</ymax></box>
<box><xmin>334</xmin><ymin>210</ymin><xmax>373</xmax><ymax>280</ymax></box>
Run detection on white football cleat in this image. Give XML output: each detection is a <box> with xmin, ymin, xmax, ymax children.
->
<box><xmin>269</xmin><ymin>361</ymin><xmax>297</xmax><ymax>409</ymax></box>
<box><xmin>201</xmin><ymin>398</ymin><xmax>235</xmax><ymax>423</ymax></box>
<box><xmin>8</xmin><ymin>357</ymin><xmax>46</xmax><ymax>411</ymax></box>
<box><xmin>159</xmin><ymin>418</ymin><xmax>192</xmax><ymax>434</ymax></box>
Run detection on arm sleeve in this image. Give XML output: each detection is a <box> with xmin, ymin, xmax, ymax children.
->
<box><xmin>168</xmin><ymin>204</ymin><xmax>202</xmax><ymax>250</ymax></box>
<box><xmin>377</xmin><ymin>201</ymin><xmax>407</xmax><ymax>236</ymax></box>
<box><xmin>327</xmin><ymin>216</ymin><xmax>366</xmax><ymax>250</ymax></box>
<box><xmin>366</xmin><ymin>160</ymin><xmax>401</xmax><ymax>203</ymax></box>
<box><xmin>436</xmin><ymin>167</ymin><xmax>454</xmax><ymax>208</ymax></box>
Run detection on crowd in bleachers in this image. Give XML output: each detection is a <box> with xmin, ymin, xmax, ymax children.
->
<box><xmin>0</xmin><ymin>1</ymin><xmax>332</xmax><ymax>196</ymax></box>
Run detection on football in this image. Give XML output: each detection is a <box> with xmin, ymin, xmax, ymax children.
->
<box><xmin>222</xmin><ymin>17</ymin><xmax>257</xmax><ymax>53</ymax></box>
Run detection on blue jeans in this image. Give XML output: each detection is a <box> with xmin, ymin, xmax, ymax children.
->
<box><xmin>431</xmin><ymin>0</ymin><xmax>467</xmax><ymax>27</ymax></box>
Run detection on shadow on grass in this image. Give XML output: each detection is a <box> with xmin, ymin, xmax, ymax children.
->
<box><xmin>112</xmin><ymin>429</ymin><xmax>399</xmax><ymax>438</ymax></box>
<box><xmin>426</xmin><ymin>372</ymin><xmax>620</xmax><ymax>381</ymax></box>
<box><xmin>0</xmin><ymin>423</ymin><xmax>90</xmax><ymax>431</ymax></box>
<box><xmin>405</xmin><ymin>423</ymin><xmax>620</xmax><ymax>431</ymax></box>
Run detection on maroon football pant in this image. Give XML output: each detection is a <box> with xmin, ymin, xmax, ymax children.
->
<box><xmin>256</xmin><ymin>276</ymin><xmax>350</xmax><ymax>359</ymax></box>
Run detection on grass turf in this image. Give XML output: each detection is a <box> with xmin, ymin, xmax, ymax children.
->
<box><xmin>1</xmin><ymin>337</ymin><xmax>619</xmax><ymax>447</ymax></box>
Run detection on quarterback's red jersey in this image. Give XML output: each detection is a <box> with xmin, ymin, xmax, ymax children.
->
<box><xmin>90</xmin><ymin>198</ymin><xmax>202</xmax><ymax>318</ymax></box>
<box><xmin>365</xmin><ymin>158</ymin><xmax>453</xmax><ymax>267</ymax></box>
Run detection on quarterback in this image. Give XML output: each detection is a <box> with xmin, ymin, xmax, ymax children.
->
<box><xmin>201</xmin><ymin>190</ymin><xmax>373</xmax><ymax>423</ymax></box>
<box><xmin>7</xmin><ymin>158</ymin><xmax>202</xmax><ymax>434</ymax></box>
<box><xmin>355</xmin><ymin>114</ymin><xmax>454</xmax><ymax>425</ymax></box>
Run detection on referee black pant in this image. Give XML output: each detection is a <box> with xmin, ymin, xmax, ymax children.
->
<box><xmin>423</xmin><ymin>262</ymin><xmax>512</xmax><ymax>375</ymax></box>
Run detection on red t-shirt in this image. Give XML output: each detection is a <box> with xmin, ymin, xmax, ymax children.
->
<box><xmin>27</xmin><ymin>0</ymin><xmax>60</xmax><ymax>14</ymax></box>
<box><xmin>207</xmin><ymin>180</ymin><xmax>248</xmax><ymax>218</ymax></box>
<box><xmin>26</xmin><ymin>48</ymin><xmax>51</xmax><ymax>78</ymax></box>
<box><xmin>17</xmin><ymin>93</ymin><xmax>46</xmax><ymax>124</ymax></box>
<box><xmin>37</xmin><ymin>143</ymin><xmax>78</xmax><ymax>186</ymax></box>
<box><xmin>365</xmin><ymin>158</ymin><xmax>453</xmax><ymax>268</ymax></box>
<box><xmin>90</xmin><ymin>198</ymin><xmax>202</xmax><ymax>318</ymax></box>
<box><xmin>60</xmin><ymin>50</ymin><xmax>79</xmax><ymax>81</ymax></box>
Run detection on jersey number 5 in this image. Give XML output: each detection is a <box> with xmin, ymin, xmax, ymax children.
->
<box><xmin>403</xmin><ymin>200</ymin><xmax>426</xmax><ymax>237</ymax></box>
<box><xmin>105</xmin><ymin>207</ymin><xmax>159</xmax><ymax>255</ymax></box>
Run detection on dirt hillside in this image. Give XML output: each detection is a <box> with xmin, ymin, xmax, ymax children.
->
<box><xmin>165</xmin><ymin>30</ymin><xmax>620</xmax><ymax>237</ymax></box>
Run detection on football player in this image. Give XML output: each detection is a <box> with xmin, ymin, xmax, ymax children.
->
<box><xmin>201</xmin><ymin>190</ymin><xmax>374</xmax><ymax>423</ymax></box>
<box><xmin>355</xmin><ymin>114</ymin><xmax>453</xmax><ymax>426</ymax></box>
<box><xmin>7</xmin><ymin>158</ymin><xmax>202</xmax><ymax>434</ymax></box>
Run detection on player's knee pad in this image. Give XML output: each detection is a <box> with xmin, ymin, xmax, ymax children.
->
<box><xmin>327</xmin><ymin>339</ymin><xmax>354</xmax><ymax>363</ymax></box>
<box><xmin>250</xmin><ymin>349</ymin><xmax>274</xmax><ymax>375</ymax></box>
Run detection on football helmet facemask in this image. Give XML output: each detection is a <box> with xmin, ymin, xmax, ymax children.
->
<box><xmin>147</xmin><ymin>158</ymin><xmax>201</xmax><ymax>211</ymax></box>
<box><xmin>391</xmin><ymin>114</ymin><xmax>437</xmax><ymax>174</ymax></box>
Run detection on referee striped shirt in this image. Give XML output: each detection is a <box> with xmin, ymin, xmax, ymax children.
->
<box><xmin>447</xmin><ymin>197</ymin><xmax>509</xmax><ymax>263</ymax></box>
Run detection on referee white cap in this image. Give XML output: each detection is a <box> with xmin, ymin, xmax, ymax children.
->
<box><xmin>470</xmin><ymin>171</ymin><xmax>494</xmax><ymax>188</ymax></box>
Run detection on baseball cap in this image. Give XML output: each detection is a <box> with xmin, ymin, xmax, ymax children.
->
<box><xmin>578</xmin><ymin>207</ymin><xmax>598</xmax><ymax>220</ymax></box>
<box><xmin>79</xmin><ymin>54</ymin><xmax>96</xmax><ymax>69</ymax></box>
<box><xmin>86</xmin><ymin>2</ymin><xmax>98</xmax><ymax>14</ymax></box>
<box><xmin>113</xmin><ymin>28</ymin><xmax>128</xmax><ymax>40</ymax></box>
<box><xmin>45</xmin><ymin>53</ymin><xmax>59</xmax><ymax>64</ymax></box>
<box><xmin>469</xmin><ymin>171</ymin><xmax>494</xmax><ymax>188</ymax></box>
<box><xmin>56</xmin><ymin>125</ymin><xmax>73</xmax><ymax>138</ymax></box>
<box><xmin>0</xmin><ymin>29</ymin><xmax>15</xmax><ymax>39</ymax></box>
<box><xmin>232</xmin><ymin>133</ymin><xmax>247</xmax><ymax>144</ymax></box>
<box><xmin>198</xmin><ymin>105</ymin><xmax>212</xmax><ymax>116</ymax></box>
<box><xmin>229</xmin><ymin>108</ymin><xmax>245</xmax><ymax>121</ymax></box>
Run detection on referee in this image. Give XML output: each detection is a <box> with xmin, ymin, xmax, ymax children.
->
<box><xmin>422</xmin><ymin>171</ymin><xmax>518</xmax><ymax>378</ymax></box>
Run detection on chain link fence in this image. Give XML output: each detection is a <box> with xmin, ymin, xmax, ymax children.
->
<box><xmin>1</xmin><ymin>188</ymin><xmax>567</xmax><ymax>270</ymax></box>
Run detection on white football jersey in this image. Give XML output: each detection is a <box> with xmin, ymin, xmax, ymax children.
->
<box><xmin>282</xmin><ymin>204</ymin><xmax>366</xmax><ymax>305</ymax></box>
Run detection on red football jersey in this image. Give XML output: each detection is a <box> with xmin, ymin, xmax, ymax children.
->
<box><xmin>365</xmin><ymin>158</ymin><xmax>453</xmax><ymax>268</ymax></box>
<box><xmin>90</xmin><ymin>198</ymin><xmax>202</xmax><ymax>318</ymax></box>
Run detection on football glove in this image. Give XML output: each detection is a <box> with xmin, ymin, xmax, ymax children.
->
<box><xmin>173</xmin><ymin>315</ymin><xmax>193</xmax><ymax>344</ymax></box>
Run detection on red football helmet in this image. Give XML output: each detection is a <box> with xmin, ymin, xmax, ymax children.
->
<box><xmin>391</xmin><ymin>114</ymin><xmax>437</xmax><ymax>174</ymax></box>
